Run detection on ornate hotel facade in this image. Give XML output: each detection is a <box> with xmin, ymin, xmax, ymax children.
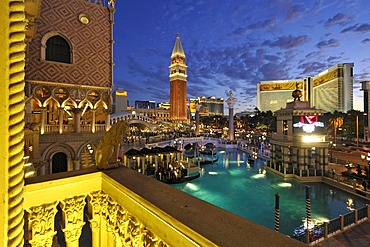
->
<box><xmin>24</xmin><ymin>0</ymin><xmax>115</xmax><ymax>174</ymax></box>
<box><xmin>257</xmin><ymin>63</ymin><xmax>354</xmax><ymax>113</ymax></box>
<box><xmin>0</xmin><ymin>1</ymin><xmax>323</xmax><ymax>247</ymax></box>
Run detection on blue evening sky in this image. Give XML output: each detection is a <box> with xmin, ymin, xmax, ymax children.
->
<box><xmin>113</xmin><ymin>0</ymin><xmax>370</xmax><ymax>113</ymax></box>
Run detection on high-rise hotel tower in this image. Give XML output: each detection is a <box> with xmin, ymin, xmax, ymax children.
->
<box><xmin>169</xmin><ymin>34</ymin><xmax>188</xmax><ymax>122</ymax></box>
<box><xmin>257</xmin><ymin>63</ymin><xmax>354</xmax><ymax>113</ymax></box>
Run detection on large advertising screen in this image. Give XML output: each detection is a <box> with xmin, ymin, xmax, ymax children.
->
<box><xmin>292</xmin><ymin>116</ymin><xmax>325</xmax><ymax>134</ymax></box>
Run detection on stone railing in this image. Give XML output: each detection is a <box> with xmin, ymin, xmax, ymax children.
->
<box><xmin>44</xmin><ymin>124</ymin><xmax>106</xmax><ymax>134</ymax></box>
<box><xmin>24</xmin><ymin>167</ymin><xmax>304</xmax><ymax>247</ymax></box>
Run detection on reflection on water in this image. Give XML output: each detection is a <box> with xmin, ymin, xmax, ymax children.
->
<box><xmin>171</xmin><ymin>149</ymin><xmax>369</xmax><ymax>236</ymax></box>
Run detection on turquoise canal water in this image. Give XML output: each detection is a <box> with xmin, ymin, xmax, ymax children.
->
<box><xmin>171</xmin><ymin>149</ymin><xmax>369</xmax><ymax>236</ymax></box>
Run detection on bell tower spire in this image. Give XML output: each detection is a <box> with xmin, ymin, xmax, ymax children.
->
<box><xmin>169</xmin><ymin>33</ymin><xmax>188</xmax><ymax>122</ymax></box>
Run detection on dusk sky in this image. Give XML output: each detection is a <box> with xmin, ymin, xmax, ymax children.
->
<box><xmin>113</xmin><ymin>0</ymin><xmax>370</xmax><ymax>113</ymax></box>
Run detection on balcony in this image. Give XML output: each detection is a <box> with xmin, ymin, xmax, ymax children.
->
<box><xmin>24</xmin><ymin>167</ymin><xmax>304</xmax><ymax>247</ymax></box>
<box><xmin>44</xmin><ymin>124</ymin><xmax>106</xmax><ymax>134</ymax></box>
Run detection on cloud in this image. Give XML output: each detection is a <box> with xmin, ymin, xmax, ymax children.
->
<box><xmin>302</xmin><ymin>51</ymin><xmax>322</xmax><ymax>61</ymax></box>
<box><xmin>341</xmin><ymin>23</ymin><xmax>370</xmax><ymax>34</ymax></box>
<box><xmin>325</xmin><ymin>13</ymin><xmax>352</xmax><ymax>27</ymax></box>
<box><xmin>263</xmin><ymin>35</ymin><xmax>310</xmax><ymax>49</ymax></box>
<box><xmin>298</xmin><ymin>61</ymin><xmax>327</xmax><ymax>75</ymax></box>
<box><xmin>327</xmin><ymin>56</ymin><xmax>343</xmax><ymax>63</ymax></box>
<box><xmin>247</xmin><ymin>18</ymin><xmax>277</xmax><ymax>30</ymax></box>
<box><xmin>362</xmin><ymin>38</ymin><xmax>370</xmax><ymax>44</ymax></box>
<box><xmin>285</xmin><ymin>4</ymin><xmax>306</xmax><ymax>21</ymax></box>
<box><xmin>231</xmin><ymin>27</ymin><xmax>247</xmax><ymax>36</ymax></box>
<box><xmin>316</xmin><ymin>39</ymin><xmax>340</xmax><ymax>49</ymax></box>
<box><xmin>259</xmin><ymin>62</ymin><xmax>289</xmax><ymax>80</ymax></box>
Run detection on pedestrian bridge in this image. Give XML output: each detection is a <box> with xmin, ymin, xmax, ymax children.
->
<box><xmin>110</xmin><ymin>111</ymin><xmax>173</xmax><ymax>131</ymax></box>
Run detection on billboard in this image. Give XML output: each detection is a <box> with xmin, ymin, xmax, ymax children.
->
<box><xmin>292</xmin><ymin>116</ymin><xmax>324</xmax><ymax>134</ymax></box>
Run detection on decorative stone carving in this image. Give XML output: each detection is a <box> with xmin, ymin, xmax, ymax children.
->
<box><xmin>86</xmin><ymin>89</ymin><xmax>100</xmax><ymax>104</ymax></box>
<box><xmin>33</xmin><ymin>85</ymin><xmax>52</xmax><ymax>104</ymax></box>
<box><xmin>95</xmin><ymin>120</ymin><xmax>130</xmax><ymax>169</ymax></box>
<box><xmin>25</xmin><ymin>122</ymin><xmax>40</xmax><ymax>131</ymax></box>
<box><xmin>86</xmin><ymin>190</ymin><xmax>167</xmax><ymax>246</ymax></box>
<box><xmin>60</xmin><ymin>195</ymin><xmax>86</xmax><ymax>244</ymax></box>
<box><xmin>115</xmin><ymin>206</ymin><xmax>129</xmax><ymax>243</ymax></box>
<box><xmin>105</xmin><ymin>196</ymin><xmax>118</xmax><ymax>233</ymax></box>
<box><xmin>70</xmin><ymin>88</ymin><xmax>86</xmax><ymax>103</ymax></box>
<box><xmin>53</xmin><ymin>87</ymin><xmax>69</xmax><ymax>104</ymax></box>
<box><xmin>27</xmin><ymin>202</ymin><xmax>59</xmax><ymax>247</ymax></box>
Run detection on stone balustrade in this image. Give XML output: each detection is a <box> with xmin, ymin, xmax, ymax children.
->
<box><xmin>44</xmin><ymin>124</ymin><xmax>106</xmax><ymax>134</ymax></box>
<box><xmin>24</xmin><ymin>167</ymin><xmax>304</xmax><ymax>247</ymax></box>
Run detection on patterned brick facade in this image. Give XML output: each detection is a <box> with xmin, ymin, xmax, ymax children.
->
<box><xmin>26</xmin><ymin>0</ymin><xmax>113</xmax><ymax>88</ymax></box>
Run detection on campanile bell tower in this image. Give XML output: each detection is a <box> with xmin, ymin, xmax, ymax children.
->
<box><xmin>169</xmin><ymin>33</ymin><xmax>188</xmax><ymax>122</ymax></box>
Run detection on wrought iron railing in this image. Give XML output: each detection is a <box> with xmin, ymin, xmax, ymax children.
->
<box><xmin>293</xmin><ymin>205</ymin><xmax>369</xmax><ymax>244</ymax></box>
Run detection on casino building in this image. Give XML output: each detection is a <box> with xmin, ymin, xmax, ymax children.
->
<box><xmin>257</xmin><ymin>63</ymin><xmax>354</xmax><ymax>113</ymax></box>
<box><xmin>189</xmin><ymin>96</ymin><xmax>224</xmax><ymax>117</ymax></box>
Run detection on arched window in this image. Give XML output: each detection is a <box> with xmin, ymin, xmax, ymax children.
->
<box><xmin>45</xmin><ymin>35</ymin><xmax>71</xmax><ymax>63</ymax></box>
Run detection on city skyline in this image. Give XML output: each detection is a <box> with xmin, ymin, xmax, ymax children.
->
<box><xmin>113</xmin><ymin>0</ymin><xmax>370</xmax><ymax>113</ymax></box>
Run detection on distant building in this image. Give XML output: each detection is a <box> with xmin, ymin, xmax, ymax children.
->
<box><xmin>189</xmin><ymin>96</ymin><xmax>224</xmax><ymax>117</ymax></box>
<box><xmin>132</xmin><ymin>108</ymin><xmax>170</xmax><ymax>122</ymax></box>
<box><xmin>257</xmin><ymin>63</ymin><xmax>354</xmax><ymax>113</ymax></box>
<box><xmin>257</xmin><ymin>79</ymin><xmax>305</xmax><ymax>113</ymax></box>
<box><xmin>361</xmin><ymin>80</ymin><xmax>370</xmax><ymax>142</ymax></box>
<box><xmin>135</xmin><ymin>100</ymin><xmax>156</xmax><ymax>109</ymax></box>
<box><xmin>235</xmin><ymin>110</ymin><xmax>255</xmax><ymax>119</ymax></box>
<box><xmin>310</xmin><ymin>63</ymin><xmax>353</xmax><ymax>113</ymax></box>
<box><xmin>157</xmin><ymin>102</ymin><xmax>170</xmax><ymax>110</ymax></box>
<box><xmin>112</xmin><ymin>88</ymin><xmax>128</xmax><ymax>113</ymax></box>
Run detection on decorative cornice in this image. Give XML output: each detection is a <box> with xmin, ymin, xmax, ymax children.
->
<box><xmin>26</xmin><ymin>80</ymin><xmax>112</xmax><ymax>90</ymax></box>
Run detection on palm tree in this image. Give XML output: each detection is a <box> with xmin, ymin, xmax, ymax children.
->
<box><xmin>329</xmin><ymin>116</ymin><xmax>344</xmax><ymax>145</ymax></box>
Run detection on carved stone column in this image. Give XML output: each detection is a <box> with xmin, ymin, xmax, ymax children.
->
<box><xmin>104</xmin><ymin>109</ymin><xmax>111</xmax><ymax>132</ymax></box>
<box><xmin>72</xmin><ymin>108</ymin><xmax>82</xmax><ymax>133</ymax></box>
<box><xmin>40</xmin><ymin>107</ymin><xmax>47</xmax><ymax>134</ymax></box>
<box><xmin>72</xmin><ymin>158</ymin><xmax>81</xmax><ymax>170</ymax></box>
<box><xmin>26</xmin><ymin>202</ymin><xmax>59</xmax><ymax>247</ymax></box>
<box><xmin>60</xmin><ymin>195</ymin><xmax>86</xmax><ymax>247</ymax></box>
<box><xmin>87</xmin><ymin>191</ymin><xmax>106</xmax><ymax>247</ymax></box>
<box><xmin>105</xmin><ymin>196</ymin><xmax>118</xmax><ymax>246</ymax></box>
<box><xmin>91</xmin><ymin>109</ymin><xmax>96</xmax><ymax>133</ymax></box>
<box><xmin>115</xmin><ymin>207</ymin><xmax>128</xmax><ymax>246</ymax></box>
<box><xmin>25</xmin><ymin>99</ymin><xmax>33</xmax><ymax>123</ymax></box>
<box><xmin>195</xmin><ymin>103</ymin><xmax>201</xmax><ymax>136</ymax></box>
<box><xmin>58</xmin><ymin>107</ymin><xmax>64</xmax><ymax>134</ymax></box>
<box><xmin>1</xmin><ymin>2</ymin><xmax>27</xmax><ymax>246</ymax></box>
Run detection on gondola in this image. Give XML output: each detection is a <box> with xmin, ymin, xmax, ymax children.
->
<box><xmin>164</xmin><ymin>173</ymin><xmax>201</xmax><ymax>184</ymax></box>
<box><xmin>199</xmin><ymin>156</ymin><xmax>218</xmax><ymax>165</ymax></box>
